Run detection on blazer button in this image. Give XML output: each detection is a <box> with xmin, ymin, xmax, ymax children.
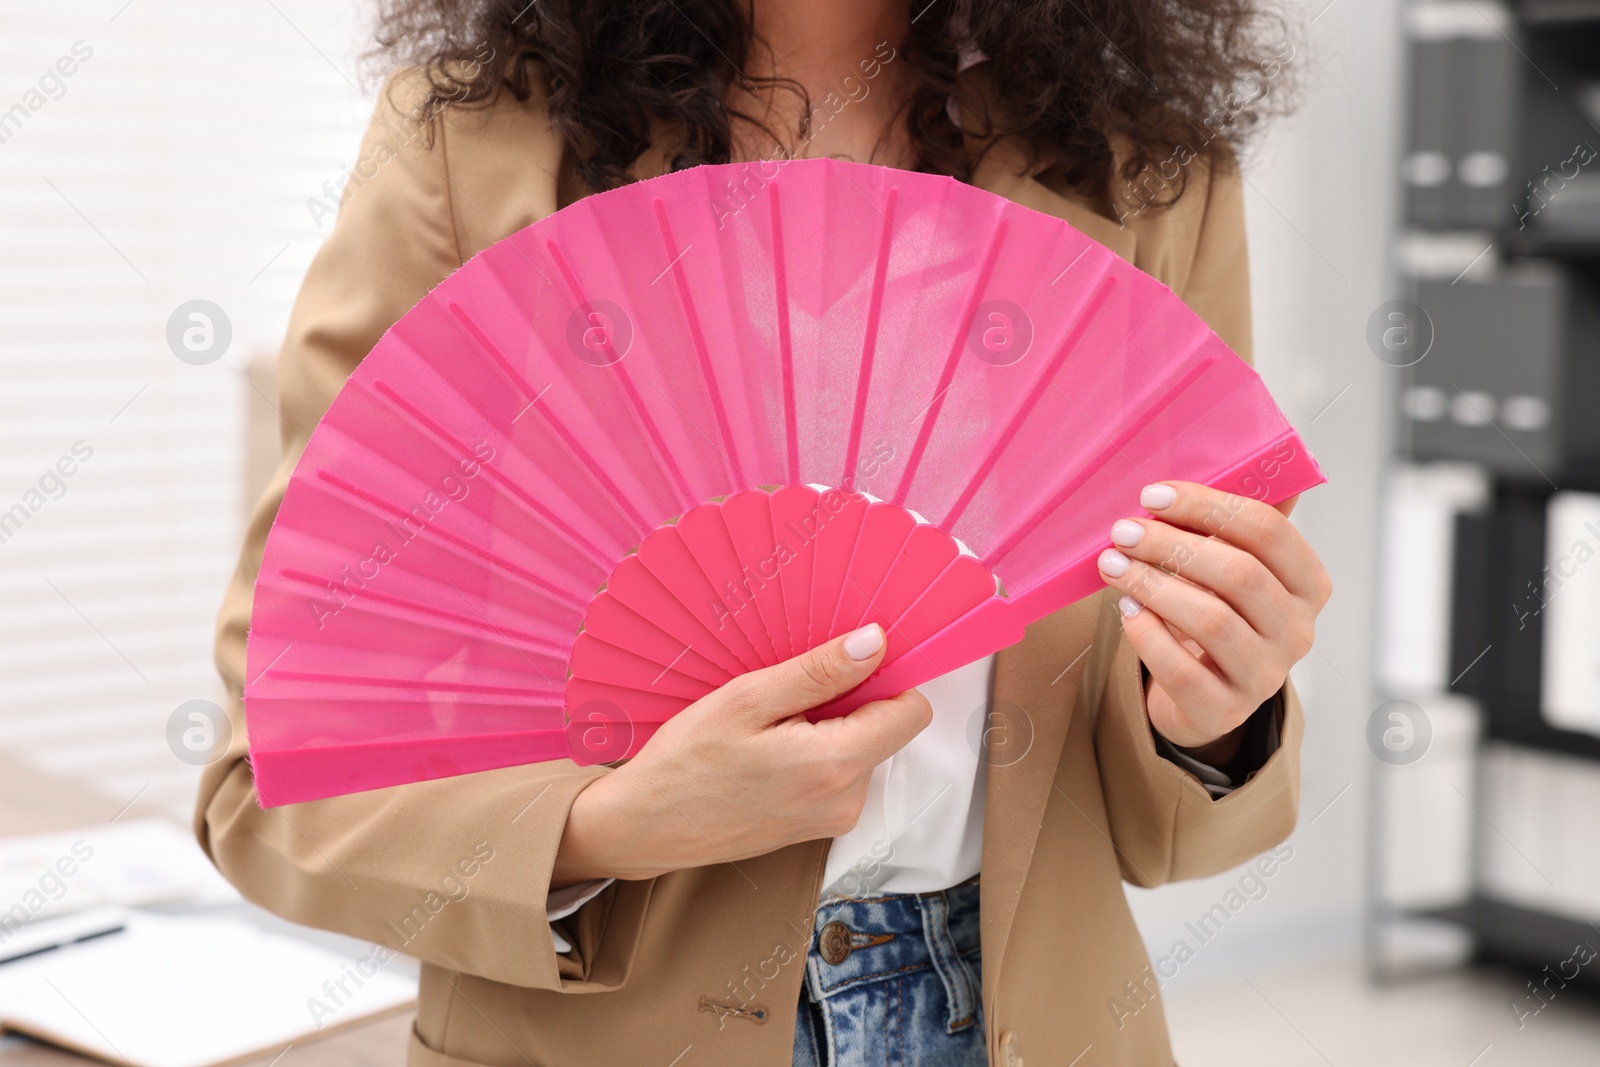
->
<box><xmin>818</xmin><ymin>921</ymin><xmax>853</xmax><ymax>965</ymax></box>
<box><xmin>1000</xmin><ymin>1029</ymin><xmax>1023</xmax><ymax>1067</ymax></box>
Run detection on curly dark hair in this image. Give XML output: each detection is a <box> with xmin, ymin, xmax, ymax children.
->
<box><xmin>370</xmin><ymin>0</ymin><xmax>1295</xmax><ymax>209</ymax></box>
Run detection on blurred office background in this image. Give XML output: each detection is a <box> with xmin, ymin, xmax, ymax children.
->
<box><xmin>2</xmin><ymin>1</ymin><xmax>1599</xmax><ymax>1065</ymax></box>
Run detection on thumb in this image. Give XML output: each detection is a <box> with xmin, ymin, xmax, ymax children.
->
<box><xmin>811</xmin><ymin>688</ymin><xmax>934</xmax><ymax>767</ymax></box>
<box><xmin>723</xmin><ymin>624</ymin><xmax>887</xmax><ymax>727</ymax></box>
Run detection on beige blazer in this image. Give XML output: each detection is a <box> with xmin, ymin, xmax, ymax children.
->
<box><xmin>196</xmin><ymin>66</ymin><xmax>1302</xmax><ymax>1067</ymax></box>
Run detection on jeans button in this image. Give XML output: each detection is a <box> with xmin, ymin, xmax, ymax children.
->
<box><xmin>818</xmin><ymin>921</ymin><xmax>853</xmax><ymax>965</ymax></box>
<box><xmin>1000</xmin><ymin>1029</ymin><xmax>1023</xmax><ymax>1067</ymax></box>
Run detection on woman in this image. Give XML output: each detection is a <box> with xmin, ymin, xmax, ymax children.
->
<box><xmin>198</xmin><ymin>2</ymin><xmax>1329</xmax><ymax>1065</ymax></box>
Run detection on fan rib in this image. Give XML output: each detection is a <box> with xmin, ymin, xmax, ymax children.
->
<box><xmin>842</xmin><ymin>187</ymin><xmax>898</xmax><ymax>491</ymax></box>
<box><xmin>941</xmin><ymin>274</ymin><xmax>1117</xmax><ymax>532</ymax></box>
<box><xmin>769</xmin><ymin>485</ymin><xmax>817</xmax><ymax>653</ymax></box>
<box><xmin>635</xmin><ymin>533</ymin><xmax>766</xmax><ymax>672</ymax></box>
<box><xmin>570</xmin><ymin>634</ymin><xmax>714</xmax><ymax>699</ymax></box>
<box><xmin>770</xmin><ymin>185</ymin><xmax>800</xmax><ymax>486</ymax></box>
<box><xmin>891</xmin><ymin>217</ymin><xmax>1010</xmax><ymax>507</ymax></box>
<box><xmin>565</xmin><ymin>677</ymin><xmax>688</xmax><ymax>723</ymax></box>
<box><xmin>575</xmin><ymin>597</ymin><xmax>736</xmax><ymax>685</ymax></box>
<box><xmin>651</xmin><ymin>197</ymin><xmax>747</xmax><ymax>488</ymax></box>
<box><xmin>800</xmin><ymin>489</ymin><xmax>864</xmax><ymax>646</ymax></box>
<box><xmin>594</xmin><ymin>563</ymin><xmax>751</xmax><ymax>677</ymax></box>
<box><xmin>310</xmin><ymin>470</ymin><xmax>589</xmax><ymax>612</ymax></box>
<box><xmin>983</xmin><ymin>350</ymin><xmax>1220</xmax><ymax>567</ymax></box>
<box><xmin>445</xmin><ymin>301</ymin><xmax>652</xmax><ymax>533</ymax></box>
<box><xmin>267</xmin><ymin>669</ymin><xmax>560</xmax><ymax>699</ymax></box>
<box><xmin>722</xmin><ymin>490</ymin><xmax>794</xmax><ymax>660</ymax></box>
<box><xmin>677</xmin><ymin>504</ymin><xmax>779</xmax><ymax>665</ymax></box>
<box><xmin>831</xmin><ymin>513</ymin><xmax>917</xmax><ymax>637</ymax></box>
<box><xmin>572</xmin><ymin>623</ymin><xmax>730</xmax><ymax>687</ymax></box>
<box><xmin>247</xmin><ymin>695</ymin><xmax>546</xmax><ymax>711</ymax></box>
<box><xmin>598</xmin><ymin>550</ymin><xmax>752</xmax><ymax>675</ymax></box>
<box><xmin>855</xmin><ymin>525</ymin><xmax>963</xmax><ymax>635</ymax></box>
<box><xmin>877</xmin><ymin>551</ymin><xmax>992</xmax><ymax>651</ymax></box>
<box><xmin>369</xmin><ymin>379</ymin><xmax>616</xmax><ymax>567</ymax></box>
<box><xmin>275</xmin><ymin>567</ymin><xmax>570</xmax><ymax>661</ymax></box>
<box><xmin>541</xmin><ymin>240</ymin><xmax>698</xmax><ymax>505</ymax></box>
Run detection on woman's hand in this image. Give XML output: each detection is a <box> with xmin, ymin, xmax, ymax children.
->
<box><xmin>1095</xmin><ymin>481</ymin><xmax>1332</xmax><ymax>763</ymax></box>
<box><xmin>553</xmin><ymin>624</ymin><xmax>931</xmax><ymax>885</ymax></box>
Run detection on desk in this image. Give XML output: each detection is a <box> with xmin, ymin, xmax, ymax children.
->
<box><xmin>0</xmin><ymin>752</ymin><xmax>414</xmax><ymax>1067</ymax></box>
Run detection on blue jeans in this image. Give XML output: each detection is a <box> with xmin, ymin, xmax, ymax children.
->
<box><xmin>793</xmin><ymin>876</ymin><xmax>987</xmax><ymax>1067</ymax></box>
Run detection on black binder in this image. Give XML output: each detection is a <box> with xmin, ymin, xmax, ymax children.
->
<box><xmin>1448</xmin><ymin>493</ymin><xmax>1546</xmax><ymax>720</ymax></box>
<box><xmin>1401</xmin><ymin>17</ymin><xmax>1520</xmax><ymax>230</ymax></box>
<box><xmin>1407</xmin><ymin>263</ymin><xmax>1600</xmax><ymax>481</ymax></box>
<box><xmin>1404</xmin><ymin>36</ymin><xmax>1457</xmax><ymax>226</ymax></box>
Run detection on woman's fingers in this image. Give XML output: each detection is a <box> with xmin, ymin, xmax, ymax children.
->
<box><xmin>1109</xmin><ymin>592</ymin><xmax>1234</xmax><ymax>728</ymax></box>
<box><xmin>809</xmin><ymin>688</ymin><xmax>934</xmax><ymax>767</ymax></box>
<box><xmin>1138</xmin><ymin>481</ymin><xmax>1330</xmax><ymax>608</ymax></box>
<box><xmin>1097</xmin><ymin>550</ymin><xmax>1276</xmax><ymax>696</ymax></box>
<box><xmin>1105</xmin><ymin>515</ymin><xmax>1299</xmax><ymax>646</ymax></box>
<box><xmin>1093</xmin><ymin>482</ymin><xmax>1332</xmax><ymax>750</ymax></box>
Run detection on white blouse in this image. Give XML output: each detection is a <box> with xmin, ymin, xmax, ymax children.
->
<box><xmin>818</xmin><ymin>653</ymin><xmax>994</xmax><ymax>899</ymax></box>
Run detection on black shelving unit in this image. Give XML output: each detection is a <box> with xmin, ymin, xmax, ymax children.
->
<box><xmin>1508</xmin><ymin>232</ymin><xmax>1600</xmax><ymax>259</ymax></box>
<box><xmin>1427</xmin><ymin>897</ymin><xmax>1600</xmax><ymax>982</ymax></box>
<box><xmin>1521</xmin><ymin>0</ymin><xmax>1600</xmax><ymax>24</ymax></box>
<box><xmin>1482</xmin><ymin>712</ymin><xmax>1600</xmax><ymax>762</ymax></box>
<box><xmin>1371</xmin><ymin>0</ymin><xmax>1600</xmax><ymax>983</ymax></box>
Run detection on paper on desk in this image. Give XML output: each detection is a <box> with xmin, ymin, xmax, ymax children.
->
<box><xmin>0</xmin><ymin>819</ymin><xmax>237</xmax><ymax>925</ymax></box>
<box><xmin>0</xmin><ymin>911</ymin><xmax>415</xmax><ymax>1067</ymax></box>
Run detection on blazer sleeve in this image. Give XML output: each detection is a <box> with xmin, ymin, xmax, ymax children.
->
<box><xmin>194</xmin><ymin>70</ymin><xmax>650</xmax><ymax>992</ymax></box>
<box><xmin>1090</xmin><ymin>156</ymin><xmax>1304</xmax><ymax>886</ymax></box>
<box><xmin>1092</xmin><ymin>595</ymin><xmax>1303</xmax><ymax>886</ymax></box>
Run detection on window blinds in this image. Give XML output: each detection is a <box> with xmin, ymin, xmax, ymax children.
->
<box><xmin>0</xmin><ymin>1</ymin><xmax>373</xmax><ymax>819</ymax></box>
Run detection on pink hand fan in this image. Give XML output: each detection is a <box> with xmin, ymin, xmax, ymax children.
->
<box><xmin>244</xmin><ymin>157</ymin><xmax>1323</xmax><ymax>806</ymax></box>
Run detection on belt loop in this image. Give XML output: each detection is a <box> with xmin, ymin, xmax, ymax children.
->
<box><xmin>919</xmin><ymin>890</ymin><xmax>980</xmax><ymax>1034</ymax></box>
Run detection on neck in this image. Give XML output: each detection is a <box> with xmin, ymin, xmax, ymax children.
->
<box><xmin>737</xmin><ymin>0</ymin><xmax>916</xmax><ymax>165</ymax></box>
<box><xmin>747</xmin><ymin>0</ymin><xmax>909</xmax><ymax>87</ymax></box>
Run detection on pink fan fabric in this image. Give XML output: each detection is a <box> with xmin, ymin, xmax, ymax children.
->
<box><xmin>244</xmin><ymin>157</ymin><xmax>1323</xmax><ymax>806</ymax></box>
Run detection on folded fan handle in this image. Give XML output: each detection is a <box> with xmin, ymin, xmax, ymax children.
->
<box><xmin>805</xmin><ymin>431</ymin><xmax>1326</xmax><ymax>722</ymax></box>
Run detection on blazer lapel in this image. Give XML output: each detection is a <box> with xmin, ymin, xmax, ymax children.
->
<box><xmin>979</xmin><ymin>597</ymin><xmax>1107</xmax><ymax>1006</ymax></box>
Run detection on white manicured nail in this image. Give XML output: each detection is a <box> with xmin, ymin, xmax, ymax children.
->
<box><xmin>1140</xmin><ymin>483</ymin><xmax>1177</xmax><ymax>510</ymax></box>
<box><xmin>1099</xmin><ymin>548</ymin><xmax>1130</xmax><ymax>578</ymax></box>
<box><xmin>1110</xmin><ymin>519</ymin><xmax>1144</xmax><ymax>547</ymax></box>
<box><xmin>1118</xmin><ymin>595</ymin><xmax>1142</xmax><ymax>618</ymax></box>
<box><xmin>844</xmin><ymin>624</ymin><xmax>884</xmax><ymax>661</ymax></box>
